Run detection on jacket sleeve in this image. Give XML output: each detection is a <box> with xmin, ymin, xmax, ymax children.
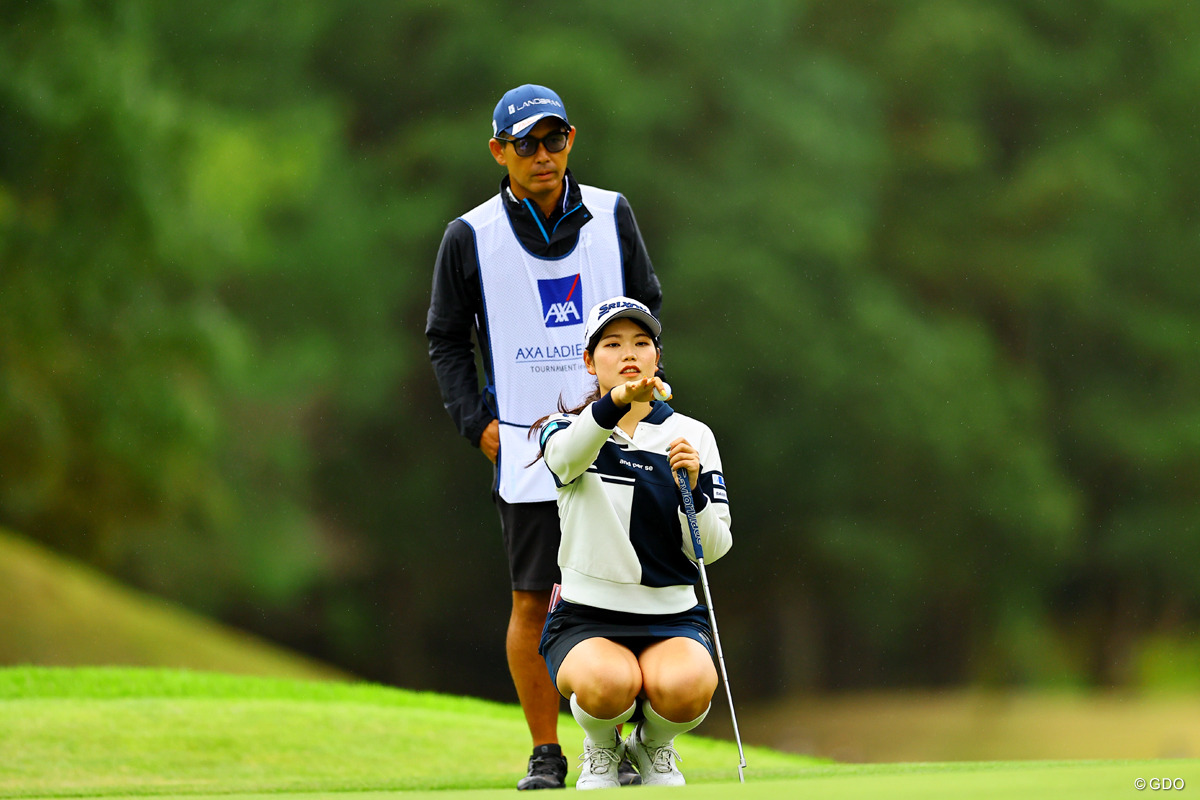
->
<box><xmin>615</xmin><ymin>196</ymin><xmax>662</xmax><ymax>319</ymax></box>
<box><xmin>425</xmin><ymin>219</ymin><xmax>495</xmax><ymax>447</ymax></box>
<box><xmin>541</xmin><ymin>394</ymin><xmax>626</xmax><ymax>486</ymax></box>
<box><xmin>678</xmin><ymin>423</ymin><xmax>732</xmax><ymax>565</ymax></box>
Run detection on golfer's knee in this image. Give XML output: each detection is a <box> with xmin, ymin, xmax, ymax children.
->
<box><xmin>645</xmin><ymin>688</ymin><xmax>713</xmax><ymax>723</ymax></box>
<box><xmin>572</xmin><ymin>674</ymin><xmax>640</xmax><ymax>716</ymax></box>
<box><xmin>563</xmin><ymin>656</ymin><xmax>641</xmax><ymax>714</ymax></box>
<box><xmin>643</xmin><ymin>670</ymin><xmax>717</xmax><ymax>722</ymax></box>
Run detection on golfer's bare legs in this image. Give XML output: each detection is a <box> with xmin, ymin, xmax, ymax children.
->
<box><xmin>509</xmin><ymin>589</ymin><xmax>559</xmax><ymax>746</ymax></box>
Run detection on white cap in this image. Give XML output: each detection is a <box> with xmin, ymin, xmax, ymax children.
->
<box><xmin>583</xmin><ymin>296</ymin><xmax>661</xmax><ymax>352</ymax></box>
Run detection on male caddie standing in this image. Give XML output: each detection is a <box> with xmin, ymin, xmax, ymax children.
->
<box><xmin>426</xmin><ymin>84</ymin><xmax>662</xmax><ymax>789</ymax></box>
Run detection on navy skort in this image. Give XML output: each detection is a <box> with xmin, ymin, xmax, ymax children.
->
<box><xmin>539</xmin><ymin>599</ymin><xmax>715</xmax><ymax>693</ymax></box>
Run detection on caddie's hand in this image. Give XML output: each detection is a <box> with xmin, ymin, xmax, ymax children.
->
<box><xmin>668</xmin><ymin>437</ymin><xmax>700</xmax><ymax>491</ymax></box>
<box><xmin>612</xmin><ymin>375</ymin><xmax>669</xmax><ymax>406</ymax></box>
<box><xmin>480</xmin><ymin>419</ymin><xmax>500</xmax><ymax>464</ymax></box>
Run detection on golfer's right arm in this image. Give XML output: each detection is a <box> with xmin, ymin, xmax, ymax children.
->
<box><xmin>541</xmin><ymin>395</ymin><xmax>625</xmax><ymax>485</ymax></box>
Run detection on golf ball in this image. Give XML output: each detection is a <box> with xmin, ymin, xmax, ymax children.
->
<box><xmin>654</xmin><ymin>382</ymin><xmax>673</xmax><ymax>402</ymax></box>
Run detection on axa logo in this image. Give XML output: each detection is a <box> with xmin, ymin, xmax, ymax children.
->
<box><xmin>538</xmin><ymin>274</ymin><xmax>583</xmax><ymax>328</ymax></box>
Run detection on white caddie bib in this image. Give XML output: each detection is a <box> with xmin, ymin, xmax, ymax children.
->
<box><xmin>465</xmin><ymin>186</ymin><xmax>626</xmax><ymax>503</ymax></box>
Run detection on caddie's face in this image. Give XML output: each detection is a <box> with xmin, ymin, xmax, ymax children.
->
<box><xmin>489</xmin><ymin>117</ymin><xmax>575</xmax><ymax>207</ymax></box>
<box><xmin>584</xmin><ymin>318</ymin><xmax>660</xmax><ymax>395</ymax></box>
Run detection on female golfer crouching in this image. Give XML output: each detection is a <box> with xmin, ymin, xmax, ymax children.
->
<box><xmin>534</xmin><ymin>296</ymin><xmax>732</xmax><ymax>789</ymax></box>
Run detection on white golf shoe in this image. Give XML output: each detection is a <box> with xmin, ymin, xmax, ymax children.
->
<box><xmin>575</xmin><ymin>735</ymin><xmax>624</xmax><ymax>790</ymax></box>
<box><xmin>625</xmin><ymin>724</ymin><xmax>685</xmax><ymax>787</ymax></box>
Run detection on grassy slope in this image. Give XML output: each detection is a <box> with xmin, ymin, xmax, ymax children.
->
<box><xmin>0</xmin><ymin>529</ymin><xmax>344</xmax><ymax>681</ymax></box>
<box><xmin>1</xmin><ymin>668</ymin><xmax>1192</xmax><ymax>800</ymax></box>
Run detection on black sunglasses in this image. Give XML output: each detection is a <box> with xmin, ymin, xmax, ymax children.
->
<box><xmin>494</xmin><ymin>129</ymin><xmax>569</xmax><ymax>158</ymax></box>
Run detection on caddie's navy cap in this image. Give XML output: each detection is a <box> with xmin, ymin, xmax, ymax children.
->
<box><xmin>492</xmin><ymin>84</ymin><xmax>569</xmax><ymax>138</ymax></box>
<box><xmin>583</xmin><ymin>296</ymin><xmax>661</xmax><ymax>352</ymax></box>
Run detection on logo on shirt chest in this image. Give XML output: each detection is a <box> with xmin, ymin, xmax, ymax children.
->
<box><xmin>619</xmin><ymin>456</ymin><xmax>654</xmax><ymax>473</ymax></box>
<box><xmin>538</xmin><ymin>274</ymin><xmax>583</xmax><ymax>328</ymax></box>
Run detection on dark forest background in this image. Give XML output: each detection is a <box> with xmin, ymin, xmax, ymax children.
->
<box><xmin>3</xmin><ymin>0</ymin><xmax>1199</xmax><ymax>702</ymax></box>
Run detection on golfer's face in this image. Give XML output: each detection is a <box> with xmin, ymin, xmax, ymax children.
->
<box><xmin>587</xmin><ymin>319</ymin><xmax>659</xmax><ymax>394</ymax></box>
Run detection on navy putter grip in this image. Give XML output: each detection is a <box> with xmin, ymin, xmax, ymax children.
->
<box><xmin>677</xmin><ymin>468</ymin><xmax>704</xmax><ymax>560</ymax></box>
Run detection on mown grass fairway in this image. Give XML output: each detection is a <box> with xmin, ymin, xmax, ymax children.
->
<box><xmin>0</xmin><ymin>668</ymin><xmax>1193</xmax><ymax>799</ymax></box>
<box><xmin>0</xmin><ymin>667</ymin><xmax>809</xmax><ymax>796</ymax></box>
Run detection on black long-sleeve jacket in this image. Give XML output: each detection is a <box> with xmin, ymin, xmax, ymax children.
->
<box><xmin>426</xmin><ymin>170</ymin><xmax>663</xmax><ymax>448</ymax></box>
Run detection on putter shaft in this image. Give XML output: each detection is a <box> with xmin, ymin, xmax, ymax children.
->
<box><xmin>677</xmin><ymin>469</ymin><xmax>747</xmax><ymax>782</ymax></box>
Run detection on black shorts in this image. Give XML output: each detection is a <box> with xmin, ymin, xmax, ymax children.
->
<box><xmin>539</xmin><ymin>599</ymin><xmax>715</xmax><ymax>692</ymax></box>
<box><xmin>495</xmin><ymin>496</ymin><xmax>561</xmax><ymax>592</ymax></box>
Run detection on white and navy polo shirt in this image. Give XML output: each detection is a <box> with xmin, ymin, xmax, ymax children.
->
<box><xmin>540</xmin><ymin>395</ymin><xmax>732</xmax><ymax>615</ymax></box>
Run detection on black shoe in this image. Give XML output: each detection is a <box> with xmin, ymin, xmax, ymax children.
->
<box><xmin>617</xmin><ymin>753</ymin><xmax>642</xmax><ymax>786</ymax></box>
<box><xmin>517</xmin><ymin>743</ymin><xmax>568</xmax><ymax>790</ymax></box>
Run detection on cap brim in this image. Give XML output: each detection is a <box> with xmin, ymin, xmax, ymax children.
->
<box><xmin>586</xmin><ymin>308</ymin><xmax>661</xmax><ymax>350</ymax></box>
<box><xmin>506</xmin><ymin>112</ymin><xmax>568</xmax><ymax>137</ymax></box>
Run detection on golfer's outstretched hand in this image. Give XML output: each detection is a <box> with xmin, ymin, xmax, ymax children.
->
<box><xmin>612</xmin><ymin>375</ymin><xmax>669</xmax><ymax>406</ymax></box>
